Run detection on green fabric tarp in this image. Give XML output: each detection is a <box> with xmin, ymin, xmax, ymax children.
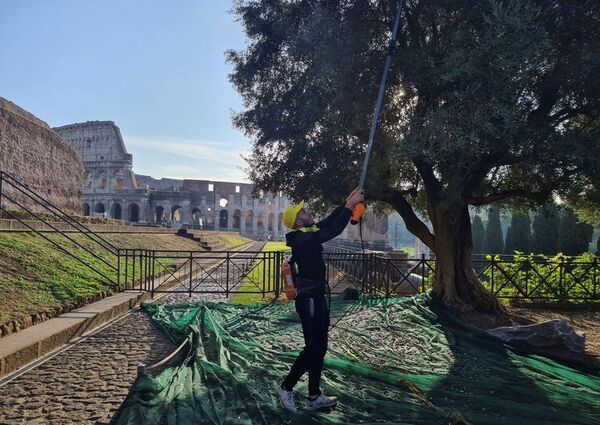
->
<box><xmin>112</xmin><ymin>294</ymin><xmax>600</xmax><ymax>425</ymax></box>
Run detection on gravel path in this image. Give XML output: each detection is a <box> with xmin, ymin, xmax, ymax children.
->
<box><xmin>0</xmin><ymin>241</ymin><xmax>265</xmax><ymax>425</ymax></box>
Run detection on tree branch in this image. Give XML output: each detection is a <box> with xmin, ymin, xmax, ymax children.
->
<box><xmin>372</xmin><ymin>187</ymin><xmax>435</xmax><ymax>250</ymax></box>
<box><xmin>466</xmin><ymin>188</ymin><xmax>551</xmax><ymax>206</ymax></box>
<box><xmin>414</xmin><ymin>159</ymin><xmax>441</xmax><ymax>197</ymax></box>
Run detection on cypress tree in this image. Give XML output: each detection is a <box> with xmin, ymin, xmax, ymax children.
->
<box><xmin>504</xmin><ymin>213</ymin><xmax>531</xmax><ymax>254</ymax></box>
<box><xmin>558</xmin><ymin>208</ymin><xmax>594</xmax><ymax>255</ymax></box>
<box><xmin>483</xmin><ymin>207</ymin><xmax>504</xmax><ymax>254</ymax></box>
<box><xmin>471</xmin><ymin>214</ymin><xmax>484</xmax><ymax>254</ymax></box>
<box><xmin>580</xmin><ymin>222</ymin><xmax>594</xmax><ymax>254</ymax></box>
<box><xmin>558</xmin><ymin>208</ymin><xmax>579</xmax><ymax>255</ymax></box>
<box><xmin>531</xmin><ymin>204</ymin><xmax>560</xmax><ymax>255</ymax></box>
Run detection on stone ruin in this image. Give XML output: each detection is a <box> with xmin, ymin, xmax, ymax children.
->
<box><xmin>0</xmin><ymin>97</ymin><xmax>84</xmax><ymax>215</ymax></box>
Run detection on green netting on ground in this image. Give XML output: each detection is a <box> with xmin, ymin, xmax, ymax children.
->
<box><xmin>112</xmin><ymin>294</ymin><xmax>600</xmax><ymax>425</ymax></box>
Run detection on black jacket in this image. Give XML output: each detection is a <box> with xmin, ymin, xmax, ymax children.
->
<box><xmin>285</xmin><ymin>204</ymin><xmax>352</xmax><ymax>295</ymax></box>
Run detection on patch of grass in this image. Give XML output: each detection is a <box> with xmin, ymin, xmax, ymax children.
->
<box><xmin>230</xmin><ymin>241</ymin><xmax>290</xmax><ymax>304</ymax></box>
<box><xmin>218</xmin><ymin>233</ymin><xmax>253</xmax><ymax>249</ymax></box>
<box><xmin>0</xmin><ymin>233</ymin><xmax>206</xmax><ymax>324</ymax></box>
<box><xmin>394</xmin><ymin>245</ymin><xmax>416</xmax><ymax>256</ymax></box>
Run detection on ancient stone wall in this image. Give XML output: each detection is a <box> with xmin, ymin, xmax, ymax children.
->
<box><xmin>0</xmin><ymin>97</ymin><xmax>84</xmax><ymax>215</ymax></box>
<box><xmin>136</xmin><ymin>174</ymin><xmax>183</xmax><ymax>191</ymax></box>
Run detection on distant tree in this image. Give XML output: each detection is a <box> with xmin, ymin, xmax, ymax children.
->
<box><xmin>531</xmin><ymin>204</ymin><xmax>561</xmax><ymax>255</ymax></box>
<box><xmin>504</xmin><ymin>213</ymin><xmax>531</xmax><ymax>254</ymax></box>
<box><xmin>471</xmin><ymin>215</ymin><xmax>484</xmax><ymax>254</ymax></box>
<box><xmin>483</xmin><ymin>207</ymin><xmax>504</xmax><ymax>254</ymax></box>
<box><xmin>558</xmin><ymin>208</ymin><xmax>594</xmax><ymax>255</ymax></box>
<box><xmin>597</xmin><ymin>237</ymin><xmax>600</xmax><ymax>254</ymax></box>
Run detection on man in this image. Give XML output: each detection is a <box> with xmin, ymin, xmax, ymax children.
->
<box><xmin>277</xmin><ymin>188</ymin><xmax>365</xmax><ymax>412</ymax></box>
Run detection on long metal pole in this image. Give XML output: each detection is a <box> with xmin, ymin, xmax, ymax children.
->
<box><xmin>358</xmin><ymin>0</ymin><xmax>405</xmax><ymax>190</ymax></box>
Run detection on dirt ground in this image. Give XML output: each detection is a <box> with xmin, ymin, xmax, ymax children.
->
<box><xmin>456</xmin><ymin>303</ymin><xmax>600</xmax><ymax>368</ymax></box>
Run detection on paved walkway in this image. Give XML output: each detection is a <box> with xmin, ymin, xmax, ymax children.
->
<box><xmin>0</xmin><ymin>241</ymin><xmax>264</xmax><ymax>425</ymax></box>
<box><xmin>0</xmin><ymin>312</ymin><xmax>175</xmax><ymax>425</ymax></box>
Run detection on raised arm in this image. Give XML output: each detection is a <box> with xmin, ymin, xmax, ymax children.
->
<box><xmin>316</xmin><ymin>206</ymin><xmax>353</xmax><ymax>243</ymax></box>
<box><xmin>316</xmin><ymin>204</ymin><xmax>347</xmax><ymax>229</ymax></box>
<box><xmin>317</xmin><ymin>189</ymin><xmax>365</xmax><ymax>243</ymax></box>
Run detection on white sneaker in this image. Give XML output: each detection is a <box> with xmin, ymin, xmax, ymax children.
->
<box><xmin>278</xmin><ymin>385</ymin><xmax>297</xmax><ymax>412</ymax></box>
<box><xmin>306</xmin><ymin>394</ymin><xmax>338</xmax><ymax>410</ymax></box>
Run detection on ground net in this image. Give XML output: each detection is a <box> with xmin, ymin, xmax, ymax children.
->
<box><xmin>112</xmin><ymin>294</ymin><xmax>600</xmax><ymax>425</ymax></box>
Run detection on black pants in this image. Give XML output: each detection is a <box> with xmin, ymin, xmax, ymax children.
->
<box><xmin>282</xmin><ymin>293</ymin><xmax>330</xmax><ymax>396</ymax></box>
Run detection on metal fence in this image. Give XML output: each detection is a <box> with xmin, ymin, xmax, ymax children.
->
<box><xmin>115</xmin><ymin>246</ymin><xmax>600</xmax><ymax>302</ymax></box>
<box><xmin>473</xmin><ymin>256</ymin><xmax>599</xmax><ymax>302</ymax></box>
<box><xmin>118</xmin><ymin>247</ymin><xmax>283</xmax><ymax>298</ymax></box>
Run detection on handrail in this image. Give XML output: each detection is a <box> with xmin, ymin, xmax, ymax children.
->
<box><xmin>0</xmin><ymin>171</ymin><xmax>118</xmax><ymax>254</ymax></box>
<box><xmin>0</xmin><ymin>191</ymin><xmax>117</xmax><ymax>272</ymax></box>
<box><xmin>0</xmin><ymin>206</ymin><xmax>117</xmax><ymax>286</ymax></box>
<box><xmin>0</xmin><ymin>170</ymin><xmax>120</xmax><ymax>287</ymax></box>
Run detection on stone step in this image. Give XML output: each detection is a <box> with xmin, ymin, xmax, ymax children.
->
<box><xmin>0</xmin><ymin>291</ymin><xmax>148</xmax><ymax>378</ymax></box>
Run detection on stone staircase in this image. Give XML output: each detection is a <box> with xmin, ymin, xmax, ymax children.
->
<box><xmin>175</xmin><ymin>229</ymin><xmax>226</xmax><ymax>251</ymax></box>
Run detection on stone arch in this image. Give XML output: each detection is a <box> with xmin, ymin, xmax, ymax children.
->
<box><xmin>171</xmin><ymin>205</ymin><xmax>182</xmax><ymax>222</ymax></box>
<box><xmin>128</xmin><ymin>203</ymin><xmax>140</xmax><ymax>222</ymax></box>
<box><xmin>82</xmin><ymin>203</ymin><xmax>90</xmax><ymax>216</ymax></box>
<box><xmin>245</xmin><ymin>210</ymin><xmax>253</xmax><ymax>231</ymax></box>
<box><xmin>192</xmin><ymin>208</ymin><xmax>202</xmax><ymax>226</ymax></box>
<box><xmin>278</xmin><ymin>212</ymin><xmax>283</xmax><ymax>231</ymax></box>
<box><xmin>94</xmin><ymin>203</ymin><xmax>106</xmax><ymax>214</ymax></box>
<box><xmin>268</xmin><ymin>212</ymin><xmax>275</xmax><ymax>231</ymax></box>
<box><xmin>257</xmin><ymin>212</ymin><xmax>265</xmax><ymax>231</ymax></box>
<box><xmin>233</xmin><ymin>209</ymin><xmax>241</xmax><ymax>229</ymax></box>
<box><xmin>219</xmin><ymin>209</ymin><xmax>228</xmax><ymax>228</ymax></box>
<box><xmin>110</xmin><ymin>203</ymin><xmax>122</xmax><ymax>219</ymax></box>
<box><xmin>155</xmin><ymin>206</ymin><xmax>165</xmax><ymax>223</ymax></box>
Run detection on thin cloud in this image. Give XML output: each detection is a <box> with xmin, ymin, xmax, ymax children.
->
<box><xmin>127</xmin><ymin>136</ymin><xmax>248</xmax><ymax>165</ymax></box>
<box><xmin>134</xmin><ymin>163</ymin><xmax>250</xmax><ymax>183</ymax></box>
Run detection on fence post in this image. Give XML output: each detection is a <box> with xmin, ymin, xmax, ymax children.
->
<box><xmin>189</xmin><ymin>252</ymin><xmax>193</xmax><ymax>298</ymax></box>
<box><xmin>151</xmin><ymin>251</ymin><xmax>155</xmax><ymax>299</ymax></box>
<box><xmin>125</xmin><ymin>250</ymin><xmax>129</xmax><ymax>290</ymax></box>
<box><xmin>262</xmin><ymin>252</ymin><xmax>267</xmax><ymax>298</ymax></box>
<box><xmin>117</xmin><ymin>249</ymin><xmax>121</xmax><ymax>289</ymax></box>
<box><xmin>559</xmin><ymin>257</ymin><xmax>565</xmax><ymax>301</ymax></box>
<box><xmin>275</xmin><ymin>251</ymin><xmax>281</xmax><ymax>298</ymax></box>
<box><xmin>421</xmin><ymin>253</ymin><xmax>426</xmax><ymax>293</ymax></box>
<box><xmin>226</xmin><ymin>251</ymin><xmax>230</xmax><ymax>298</ymax></box>
<box><xmin>490</xmin><ymin>256</ymin><xmax>495</xmax><ymax>294</ymax></box>
<box><xmin>132</xmin><ymin>250</ymin><xmax>136</xmax><ymax>291</ymax></box>
<box><xmin>525</xmin><ymin>259</ymin><xmax>530</xmax><ymax>298</ymax></box>
<box><xmin>139</xmin><ymin>251</ymin><xmax>143</xmax><ymax>292</ymax></box>
<box><xmin>385</xmin><ymin>255</ymin><xmax>390</xmax><ymax>297</ymax></box>
<box><xmin>145</xmin><ymin>250</ymin><xmax>149</xmax><ymax>291</ymax></box>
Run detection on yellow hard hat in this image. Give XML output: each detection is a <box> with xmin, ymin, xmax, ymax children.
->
<box><xmin>283</xmin><ymin>200</ymin><xmax>304</xmax><ymax>229</ymax></box>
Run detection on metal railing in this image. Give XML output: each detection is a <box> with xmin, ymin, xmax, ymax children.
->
<box><xmin>473</xmin><ymin>255</ymin><xmax>599</xmax><ymax>302</ymax></box>
<box><xmin>0</xmin><ymin>171</ymin><xmax>120</xmax><ymax>287</ymax></box>
<box><xmin>118</xmin><ymin>245</ymin><xmax>282</xmax><ymax>298</ymax></box>
<box><xmin>116</xmin><ymin>245</ymin><xmax>599</xmax><ymax>302</ymax></box>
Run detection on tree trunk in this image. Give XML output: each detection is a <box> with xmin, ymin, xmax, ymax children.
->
<box><xmin>430</xmin><ymin>201</ymin><xmax>504</xmax><ymax>314</ymax></box>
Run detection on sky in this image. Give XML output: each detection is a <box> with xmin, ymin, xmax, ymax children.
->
<box><xmin>0</xmin><ymin>0</ymin><xmax>251</xmax><ymax>182</ymax></box>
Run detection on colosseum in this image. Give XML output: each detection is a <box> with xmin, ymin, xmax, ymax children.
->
<box><xmin>53</xmin><ymin>120</ymin><xmax>390</xmax><ymax>247</ymax></box>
